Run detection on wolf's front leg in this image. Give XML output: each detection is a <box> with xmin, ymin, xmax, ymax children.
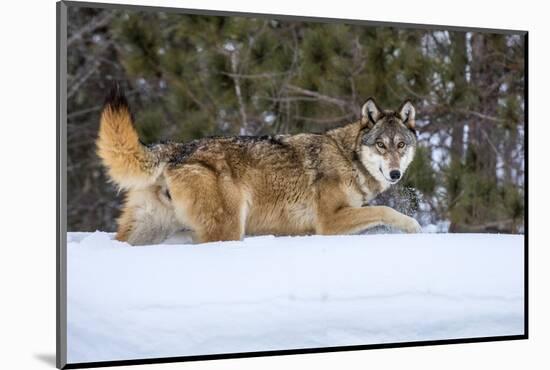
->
<box><xmin>317</xmin><ymin>205</ymin><xmax>421</xmax><ymax>235</ymax></box>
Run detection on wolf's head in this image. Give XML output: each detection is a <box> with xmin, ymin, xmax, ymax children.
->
<box><xmin>358</xmin><ymin>98</ymin><xmax>417</xmax><ymax>187</ymax></box>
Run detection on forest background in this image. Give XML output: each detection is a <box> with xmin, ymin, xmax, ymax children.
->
<box><xmin>66</xmin><ymin>6</ymin><xmax>525</xmax><ymax>233</ymax></box>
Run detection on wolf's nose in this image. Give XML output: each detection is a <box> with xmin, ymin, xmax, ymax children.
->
<box><xmin>390</xmin><ymin>170</ymin><xmax>401</xmax><ymax>180</ymax></box>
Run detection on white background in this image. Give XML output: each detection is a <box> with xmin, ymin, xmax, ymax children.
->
<box><xmin>0</xmin><ymin>0</ymin><xmax>546</xmax><ymax>369</ymax></box>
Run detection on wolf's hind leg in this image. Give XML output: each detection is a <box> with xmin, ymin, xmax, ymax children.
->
<box><xmin>115</xmin><ymin>188</ymin><xmax>182</xmax><ymax>245</ymax></box>
<box><xmin>167</xmin><ymin>165</ymin><xmax>246</xmax><ymax>243</ymax></box>
<box><xmin>116</xmin><ymin>207</ymin><xmax>180</xmax><ymax>245</ymax></box>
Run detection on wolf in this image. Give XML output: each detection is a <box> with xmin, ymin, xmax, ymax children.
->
<box><xmin>97</xmin><ymin>85</ymin><xmax>421</xmax><ymax>245</ymax></box>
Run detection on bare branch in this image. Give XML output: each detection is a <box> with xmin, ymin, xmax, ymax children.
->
<box><xmin>459</xmin><ymin>109</ymin><xmax>506</xmax><ymax>123</ymax></box>
<box><xmin>67</xmin><ymin>104</ymin><xmax>103</xmax><ymax>120</ymax></box>
<box><xmin>259</xmin><ymin>96</ymin><xmax>321</xmax><ymax>103</ymax></box>
<box><xmin>68</xmin><ymin>61</ymin><xmax>100</xmax><ymax>99</ymax></box>
<box><xmin>220</xmin><ymin>71</ymin><xmax>293</xmax><ymax>79</ymax></box>
<box><xmin>68</xmin><ymin>12</ymin><xmax>116</xmax><ymax>47</ymax></box>
<box><xmin>295</xmin><ymin>114</ymin><xmax>354</xmax><ymax>125</ymax></box>
<box><xmin>285</xmin><ymin>85</ymin><xmax>349</xmax><ymax>108</ymax></box>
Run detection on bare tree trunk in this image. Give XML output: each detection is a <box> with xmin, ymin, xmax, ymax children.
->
<box><xmin>470</xmin><ymin>33</ymin><xmax>498</xmax><ymax>181</ymax></box>
<box><xmin>229</xmin><ymin>50</ymin><xmax>249</xmax><ymax>135</ymax></box>
<box><xmin>450</xmin><ymin>32</ymin><xmax>468</xmax><ymax>162</ymax></box>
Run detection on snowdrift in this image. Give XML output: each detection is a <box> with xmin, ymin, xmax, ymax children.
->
<box><xmin>67</xmin><ymin>232</ymin><xmax>524</xmax><ymax>364</ymax></box>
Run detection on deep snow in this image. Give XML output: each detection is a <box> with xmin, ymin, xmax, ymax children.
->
<box><xmin>66</xmin><ymin>232</ymin><xmax>524</xmax><ymax>364</ymax></box>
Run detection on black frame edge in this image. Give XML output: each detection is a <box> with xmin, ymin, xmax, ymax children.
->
<box><xmin>62</xmin><ymin>335</ymin><xmax>527</xmax><ymax>369</ymax></box>
<box><xmin>523</xmin><ymin>32</ymin><xmax>529</xmax><ymax>338</ymax></box>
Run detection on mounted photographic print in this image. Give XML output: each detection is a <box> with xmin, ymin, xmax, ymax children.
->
<box><xmin>56</xmin><ymin>1</ymin><xmax>527</xmax><ymax>368</ymax></box>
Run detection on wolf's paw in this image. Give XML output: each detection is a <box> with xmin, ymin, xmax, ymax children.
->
<box><xmin>402</xmin><ymin>217</ymin><xmax>422</xmax><ymax>233</ymax></box>
<box><xmin>382</xmin><ymin>206</ymin><xmax>422</xmax><ymax>234</ymax></box>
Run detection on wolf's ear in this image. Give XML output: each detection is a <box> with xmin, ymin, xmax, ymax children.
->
<box><xmin>399</xmin><ymin>100</ymin><xmax>416</xmax><ymax>130</ymax></box>
<box><xmin>361</xmin><ymin>98</ymin><xmax>383</xmax><ymax>127</ymax></box>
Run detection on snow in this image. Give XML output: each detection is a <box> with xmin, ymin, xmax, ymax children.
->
<box><xmin>66</xmin><ymin>232</ymin><xmax>524</xmax><ymax>364</ymax></box>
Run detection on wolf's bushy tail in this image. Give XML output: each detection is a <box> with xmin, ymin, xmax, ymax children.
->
<box><xmin>97</xmin><ymin>84</ymin><xmax>164</xmax><ymax>189</ymax></box>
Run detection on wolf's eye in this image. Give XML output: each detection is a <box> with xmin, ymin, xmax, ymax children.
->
<box><xmin>376</xmin><ymin>142</ymin><xmax>385</xmax><ymax>149</ymax></box>
<box><xmin>398</xmin><ymin>142</ymin><xmax>405</xmax><ymax>149</ymax></box>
